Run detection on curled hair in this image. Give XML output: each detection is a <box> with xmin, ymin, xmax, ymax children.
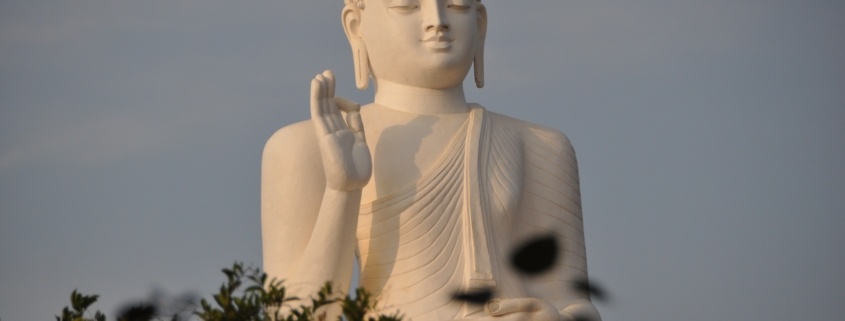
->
<box><xmin>344</xmin><ymin>0</ymin><xmax>365</xmax><ymax>9</ymax></box>
<box><xmin>344</xmin><ymin>0</ymin><xmax>481</xmax><ymax>10</ymax></box>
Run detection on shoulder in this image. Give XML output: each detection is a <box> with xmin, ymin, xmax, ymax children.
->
<box><xmin>264</xmin><ymin>119</ymin><xmax>316</xmax><ymax>154</ymax></box>
<box><xmin>481</xmin><ymin>107</ymin><xmax>576</xmax><ymax>157</ymax></box>
<box><xmin>264</xmin><ymin>120</ymin><xmax>318</xmax><ymax>159</ymax></box>
<box><xmin>262</xmin><ymin>119</ymin><xmax>324</xmax><ymax>177</ymax></box>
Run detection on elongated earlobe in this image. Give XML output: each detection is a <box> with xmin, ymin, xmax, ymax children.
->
<box><xmin>474</xmin><ymin>4</ymin><xmax>488</xmax><ymax>88</ymax></box>
<box><xmin>354</xmin><ymin>45</ymin><xmax>370</xmax><ymax>90</ymax></box>
<box><xmin>474</xmin><ymin>47</ymin><xmax>484</xmax><ymax>88</ymax></box>
<box><xmin>343</xmin><ymin>4</ymin><xmax>370</xmax><ymax>90</ymax></box>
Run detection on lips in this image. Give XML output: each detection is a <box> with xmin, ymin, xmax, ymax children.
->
<box><xmin>422</xmin><ymin>36</ymin><xmax>454</xmax><ymax>50</ymax></box>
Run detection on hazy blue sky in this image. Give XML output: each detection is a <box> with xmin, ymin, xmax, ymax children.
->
<box><xmin>1</xmin><ymin>1</ymin><xmax>844</xmax><ymax>320</ymax></box>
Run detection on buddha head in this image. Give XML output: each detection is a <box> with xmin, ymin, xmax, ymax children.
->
<box><xmin>341</xmin><ymin>0</ymin><xmax>487</xmax><ymax>90</ymax></box>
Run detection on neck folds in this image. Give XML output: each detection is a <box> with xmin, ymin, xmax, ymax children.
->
<box><xmin>374</xmin><ymin>79</ymin><xmax>470</xmax><ymax>114</ymax></box>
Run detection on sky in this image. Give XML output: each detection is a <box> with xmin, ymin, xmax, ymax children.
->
<box><xmin>1</xmin><ymin>0</ymin><xmax>844</xmax><ymax>320</ymax></box>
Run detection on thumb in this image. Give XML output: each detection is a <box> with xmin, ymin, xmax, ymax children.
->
<box><xmin>485</xmin><ymin>298</ymin><xmax>539</xmax><ymax>317</ymax></box>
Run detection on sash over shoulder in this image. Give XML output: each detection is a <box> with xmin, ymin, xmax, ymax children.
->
<box><xmin>356</xmin><ymin>106</ymin><xmax>587</xmax><ymax>321</ymax></box>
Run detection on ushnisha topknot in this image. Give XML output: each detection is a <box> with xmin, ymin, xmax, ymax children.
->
<box><xmin>344</xmin><ymin>0</ymin><xmax>481</xmax><ymax>10</ymax></box>
<box><xmin>344</xmin><ymin>0</ymin><xmax>366</xmax><ymax>9</ymax></box>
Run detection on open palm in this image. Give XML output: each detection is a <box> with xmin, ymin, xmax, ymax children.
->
<box><xmin>310</xmin><ymin>70</ymin><xmax>372</xmax><ymax>191</ymax></box>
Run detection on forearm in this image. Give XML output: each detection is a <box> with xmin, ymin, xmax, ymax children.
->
<box><xmin>291</xmin><ymin>188</ymin><xmax>361</xmax><ymax>292</ymax></box>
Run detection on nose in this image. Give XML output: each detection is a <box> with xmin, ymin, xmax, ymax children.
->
<box><xmin>423</xmin><ymin>3</ymin><xmax>449</xmax><ymax>32</ymax></box>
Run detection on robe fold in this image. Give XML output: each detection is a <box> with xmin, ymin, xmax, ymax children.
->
<box><xmin>356</xmin><ymin>106</ymin><xmax>588</xmax><ymax>321</ymax></box>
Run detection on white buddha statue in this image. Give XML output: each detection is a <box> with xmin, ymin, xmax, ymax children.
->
<box><xmin>261</xmin><ymin>1</ymin><xmax>601</xmax><ymax>320</ymax></box>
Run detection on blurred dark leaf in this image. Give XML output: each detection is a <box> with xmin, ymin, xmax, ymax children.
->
<box><xmin>510</xmin><ymin>234</ymin><xmax>558</xmax><ymax>275</ymax></box>
<box><xmin>451</xmin><ymin>288</ymin><xmax>493</xmax><ymax>305</ymax></box>
<box><xmin>573</xmin><ymin>278</ymin><xmax>608</xmax><ymax>302</ymax></box>
<box><xmin>117</xmin><ymin>303</ymin><xmax>157</xmax><ymax>321</ymax></box>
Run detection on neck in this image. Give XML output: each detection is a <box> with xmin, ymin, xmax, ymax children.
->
<box><xmin>373</xmin><ymin>79</ymin><xmax>469</xmax><ymax>114</ymax></box>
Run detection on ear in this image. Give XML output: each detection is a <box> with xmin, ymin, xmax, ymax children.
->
<box><xmin>474</xmin><ymin>3</ymin><xmax>488</xmax><ymax>88</ymax></box>
<box><xmin>342</xmin><ymin>5</ymin><xmax>370</xmax><ymax>90</ymax></box>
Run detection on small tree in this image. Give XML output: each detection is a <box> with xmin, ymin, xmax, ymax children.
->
<box><xmin>56</xmin><ymin>263</ymin><xmax>402</xmax><ymax>321</ymax></box>
<box><xmin>55</xmin><ymin>290</ymin><xmax>106</xmax><ymax>321</ymax></box>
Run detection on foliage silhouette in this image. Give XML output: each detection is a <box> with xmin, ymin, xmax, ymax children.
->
<box><xmin>55</xmin><ymin>290</ymin><xmax>106</xmax><ymax>321</ymax></box>
<box><xmin>116</xmin><ymin>304</ymin><xmax>157</xmax><ymax>321</ymax></box>
<box><xmin>59</xmin><ymin>236</ymin><xmax>610</xmax><ymax>320</ymax></box>
<box><xmin>56</xmin><ymin>263</ymin><xmax>402</xmax><ymax>321</ymax></box>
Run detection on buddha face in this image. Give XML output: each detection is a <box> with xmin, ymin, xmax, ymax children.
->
<box><xmin>344</xmin><ymin>0</ymin><xmax>487</xmax><ymax>89</ymax></box>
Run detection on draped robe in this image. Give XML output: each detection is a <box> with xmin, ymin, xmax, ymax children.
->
<box><xmin>356</xmin><ymin>106</ymin><xmax>589</xmax><ymax>321</ymax></box>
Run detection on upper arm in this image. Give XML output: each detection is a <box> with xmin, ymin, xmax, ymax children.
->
<box><xmin>261</xmin><ymin>120</ymin><xmax>326</xmax><ymax>280</ymax></box>
<box><xmin>517</xmin><ymin>126</ymin><xmax>591</xmax><ymax>307</ymax></box>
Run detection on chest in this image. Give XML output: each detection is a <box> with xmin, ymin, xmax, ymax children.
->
<box><xmin>359</xmin><ymin>108</ymin><xmax>470</xmax><ymax>204</ymax></box>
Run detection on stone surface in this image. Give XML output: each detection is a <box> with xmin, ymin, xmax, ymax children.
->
<box><xmin>261</xmin><ymin>1</ymin><xmax>601</xmax><ymax>320</ymax></box>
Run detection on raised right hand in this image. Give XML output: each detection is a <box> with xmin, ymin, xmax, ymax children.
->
<box><xmin>310</xmin><ymin>70</ymin><xmax>372</xmax><ymax>191</ymax></box>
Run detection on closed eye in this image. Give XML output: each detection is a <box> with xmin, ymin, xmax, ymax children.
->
<box><xmin>389</xmin><ymin>5</ymin><xmax>419</xmax><ymax>12</ymax></box>
<box><xmin>447</xmin><ymin>0</ymin><xmax>473</xmax><ymax>11</ymax></box>
<box><xmin>389</xmin><ymin>0</ymin><xmax>419</xmax><ymax>12</ymax></box>
<box><xmin>447</xmin><ymin>4</ymin><xmax>471</xmax><ymax>11</ymax></box>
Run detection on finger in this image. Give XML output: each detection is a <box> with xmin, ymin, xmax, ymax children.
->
<box><xmin>310</xmin><ymin>77</ymin><xmax>329</xmax><ymax>137</ymax></box>
<box><xmin>322</xmin><ymin>79</ymin><xmax>341</xmax><ymax>134</ymax></box>
<box><xmin>334</xmin><ymin>97</ymin><xmax>361</xmax><ymax>113</ymax></box>
<box><xmin>347</xmin><ymin>111</ymin><xmax>367</xmax><ymax>143</ymax></box>
<box><xmin>318</xmin><ymin>73</ymin><xmax>345</xmax><ymax>131</ymax></box>
<box><xmin>315</xmin><ymin>74</ymin><xmax>336</xmax><ymax>133</ymax></box>
<box><xmin>346</xmin><ymin>111</ymin><xmax>364</xmax><ymax>133</ymax></box>
<box><xmin>328</xmin><ymin>95</ymin><xmax>347</xmax><ymax>133</ymax></box>
<box><xmin>323</xmin><ymin>70</ymin><xmax>335</xmax><ymax>99</ymax></box>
